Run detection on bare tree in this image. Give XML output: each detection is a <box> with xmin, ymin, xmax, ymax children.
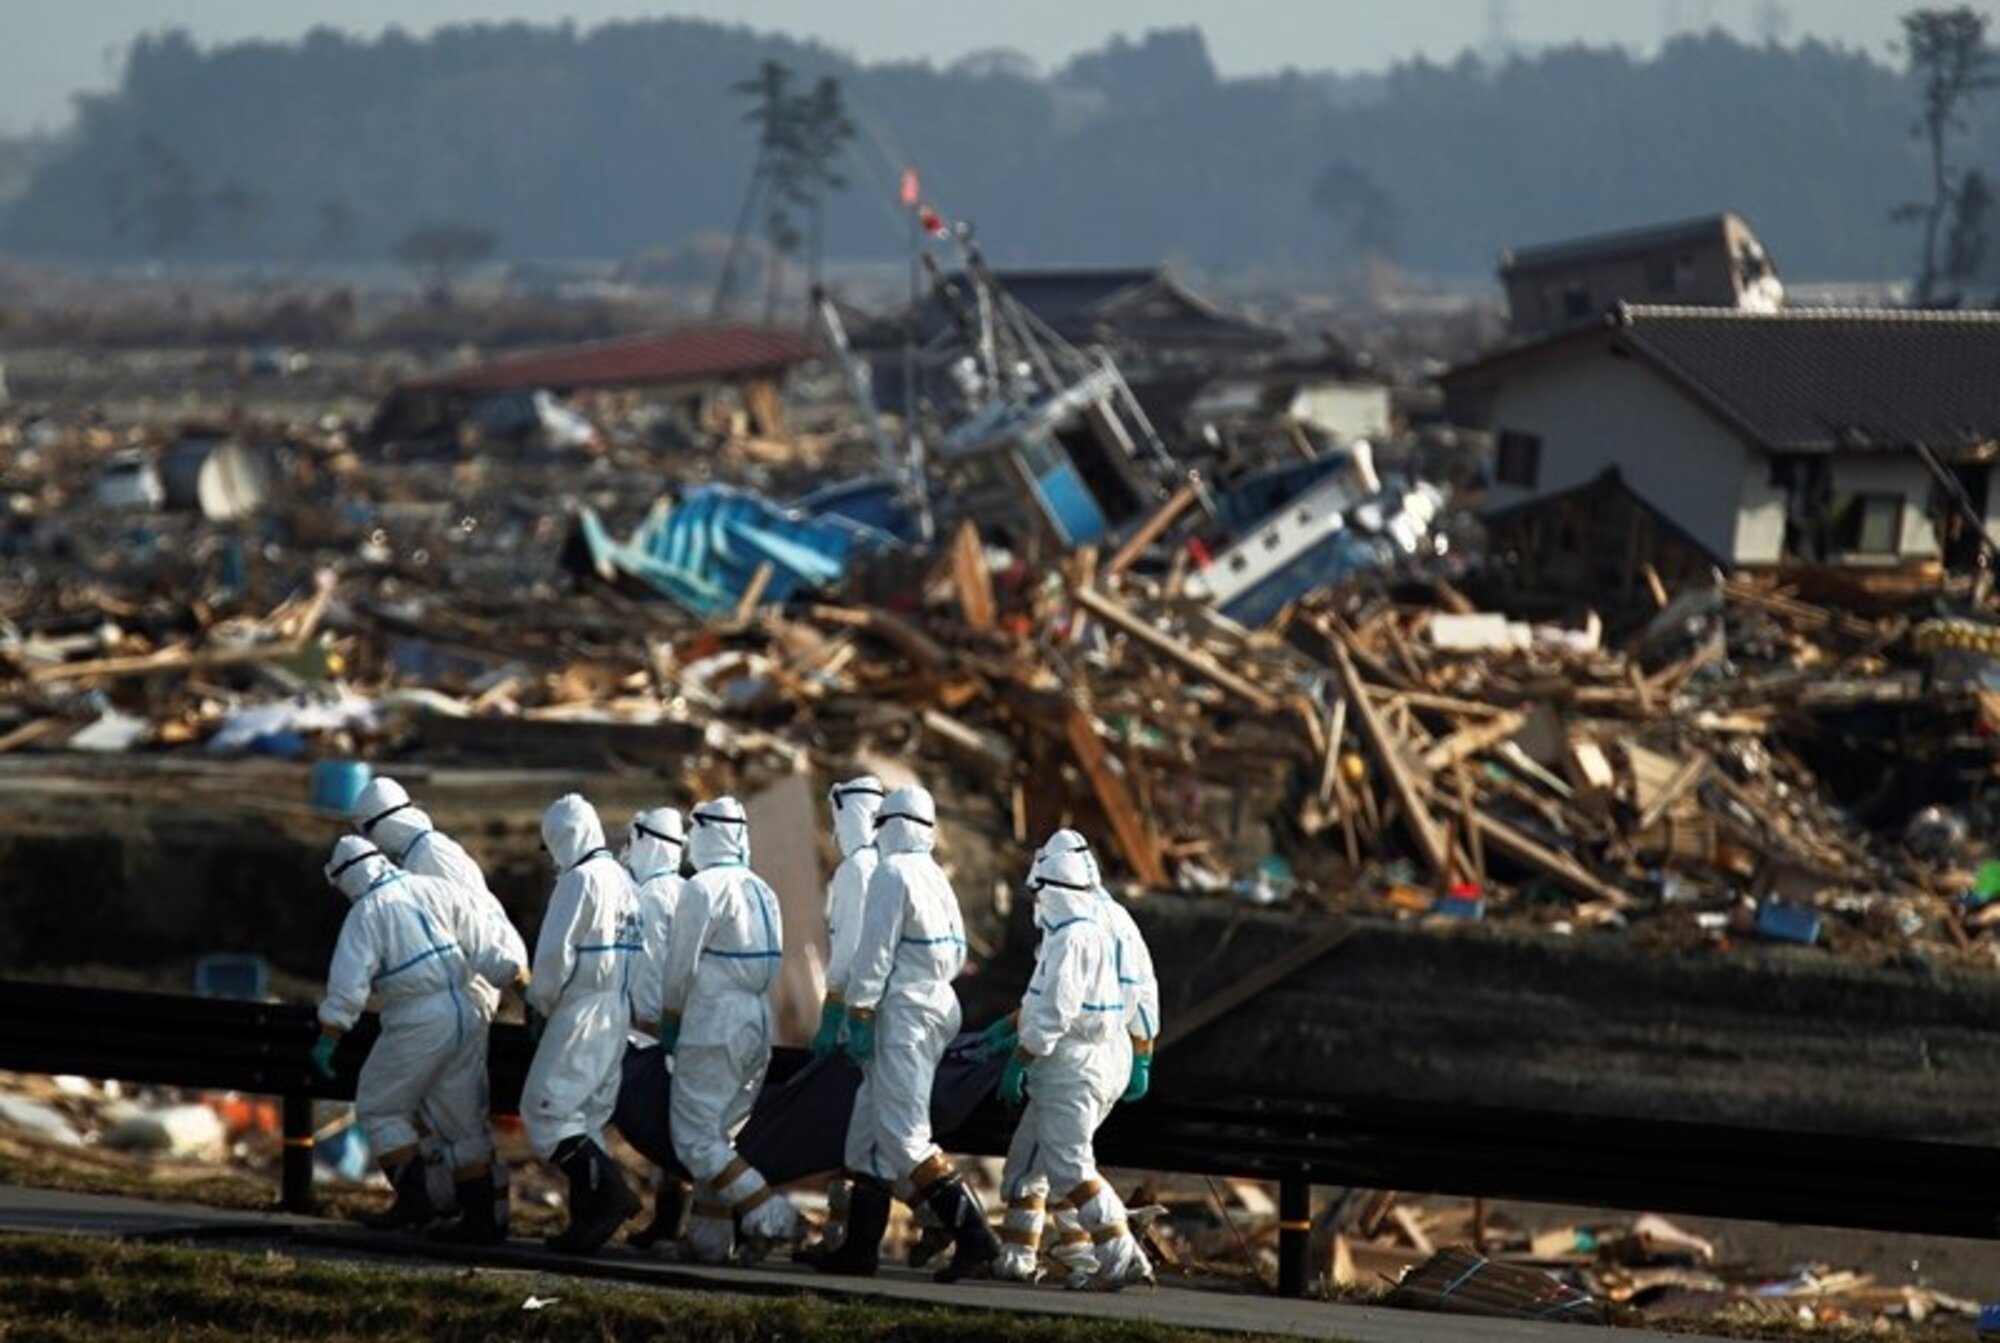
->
<box><xmin>393</xmin><ymin>222</ymin><xmax>498</xmax><ymax>304</ymax></box>
<box><xmin>1311</xmin><ymin>160</ymin><xmax>1399</xmax><ymax>262</ymax></box>
<box><xmin>1947</xmin><ymin>166</ymin><xmax>1994</xmax><ymax>289</ymax></box>
<box><xmin>1894</xmin><ymin>7</ymin><xmax>1998</xmax><ymax>303</ymax></box>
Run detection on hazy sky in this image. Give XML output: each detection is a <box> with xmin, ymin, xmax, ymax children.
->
<box><xmin>3</xmin><ymin>0</ymin><xmax>1918</xmax><ymax>135</ymax></box>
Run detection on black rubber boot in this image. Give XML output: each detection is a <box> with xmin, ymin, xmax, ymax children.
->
<box><xmin>430</xmin><ymin>1169</ymin><xmax>505</xmax><ymax>1245</ymax></box>
<box><xmin>359</xmin><ymin>1157</ymin><xmax>438</xmax><ymax>1232</ymax></box>
<box><xmin>627</xmin><ymin>1175</ymin><xmax>689</xmax><ymax>1250</ymax></box>
<box><xmin>545</xmin><ymin>1137</ymin><xmax>641</xmax><ymax>1255</ymax></box>
<box><xmin>809</xmin><ymin>1176</ymin><xmax>889</xmax><ymax>1277</ymax></box>
<box><xmin>927</xmin><ymin>1176</ymin><xmax>1002</xmax><ymax>1283</ymax></box>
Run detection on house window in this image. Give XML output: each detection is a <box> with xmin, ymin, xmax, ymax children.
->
<box><xmin>1832</xmin><ymin>493</ymin><xmax>1903</xmax><ymax>556</ymax></box>
<box><xmin>1496</xmin><ymin>431</ymin><xmax>1543</xmax><ymax>489</ymax></box>
<box><xmin>1561</xmin><ymin>284</ymin><xmax>1593</xmax><ymax>319</ymax></box>
<box><xmin>1646</xmin><ymin>258</ymin><xmax>1679</xmax><ymax>295</ymax></box>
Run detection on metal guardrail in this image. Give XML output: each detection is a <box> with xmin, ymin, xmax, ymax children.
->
<box><xmin>2</xmin><ymin>979</ymin><xmax>1995</xmax><ymax>1296</ymax></box>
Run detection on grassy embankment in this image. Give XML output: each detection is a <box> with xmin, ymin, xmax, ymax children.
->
<box><xmin>0</xmin><ymin>1232</ymin><xmax>1262</xmax><ymax>1343</ymax></box>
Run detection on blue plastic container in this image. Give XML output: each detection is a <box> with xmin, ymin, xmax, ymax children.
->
<box><xmin>1755</xmin><ymin>901</ymin><xmax>1822</xmax><ymax>946</ymax></box>
<box><xmin>310</xmin><ymin>759</ymin><xmax>372</xmax><ymax>814</ymax></box>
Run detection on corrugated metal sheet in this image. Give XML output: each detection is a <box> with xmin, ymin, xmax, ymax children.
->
<box><xmin>419</xmin><ymin>324</ymin><xmax>815</xmax><ymax>393</ymax></box>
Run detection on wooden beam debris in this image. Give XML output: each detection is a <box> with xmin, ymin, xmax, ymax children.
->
<box><xmin>1071</xmin><ymin>584</ymin><xmax>1281</xmax><ymax>713</ymax></box>
<box><xmin>950</xmin><ymin>519</ymin><xmax>997</xmax><ymax>632</ymax></box>
<box><xmin>1332</xmin><ymin>639</ymin><xmax>1453</xmax><ymax>882</ymax></box>
<box><xmin>1063</xmin><ymin>705</ymin><xmax>1170</xmax><ymax>889</ymax></box>
<box><xmin>1105</xmin><ymin>480</ymin><xmax>1200</xmax><ymax>579</ymax></box>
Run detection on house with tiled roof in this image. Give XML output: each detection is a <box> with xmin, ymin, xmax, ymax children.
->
<box><xmin>1442</xmin><ymin>304</ymin><xmax>2000</xmax><ymax>599</ymax></box>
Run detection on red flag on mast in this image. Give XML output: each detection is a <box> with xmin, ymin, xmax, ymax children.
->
<box><xmin>899</xmin><ymin>167</ymin><xmax>920</xmax><ymax>208</ymax></box>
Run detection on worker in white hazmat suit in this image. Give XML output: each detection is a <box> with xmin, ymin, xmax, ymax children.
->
<box><xmin>815</xmin><ymin>783</ymin><xmax>1000</xmax><ymax>1282</ymax></box>
<box><xmin>351</xmin><ymin>776</ymin><xmax>529</xmax><ymax>1240</ymax></box>
<box><xmin>1026</xmin><ymin>830</ymin><xmax>1162</xmax><ymax>1101</ymax></box>
<box><xmin>522</xmin><ymin>793</ymin><xmax>644</xmax><ymax>1253</ymax></box>
<box><xmin>312</xmin><ymin>836</ymin><xmax>525</xmax><ymax>1238</ymax></box>
<box><xmin>621</xmin><ymin>805</ymin><xmax>691</xmax><ymax>1250</ymax></box>
<box><xmin>992</xmin><ymin>842</ymin><xmax>1152</xmax><ymax>1290</ymax></box>
<box><xmin>658</xmin><ymin>796</ymin><xmax>800</xmax><ymax>1265</ymax></box>
<box><xmin>794</xmin><ymin>776</ymin><xmax>884</xmax><ymax>1266</ymax></box>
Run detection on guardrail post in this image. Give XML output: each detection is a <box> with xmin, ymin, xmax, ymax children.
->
<box><xmin>1278</xmin><ymin>1173</ymin><xmax>1311</xmax><ymax>1297</ymax></box>
<box><xmin>281</xmin><ymin>1092</ymin><xmax>315</xmax><ymax>1214</ymax></box>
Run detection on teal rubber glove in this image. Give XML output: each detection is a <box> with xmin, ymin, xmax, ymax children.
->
<box><xmin>978</xmin><ymin>1016</ymin><xmax>1019</xmax><ymax>1060</ymax></box>
<box><xmin>658</xmin><ymin>1014</ymin><xmax>680</xmax><ymax>1052</ymax></box>
<box><xmin>810</xmin><ymin>999</ymin><xmax>845</xmax><ymax>1059</ymax></box>
<box><xmin>310</xmin><ymin>1033</ymin><xmax>339</xmax><ymax>1081</ymax></box>
<box><xmin>1122</xmin><ymin>1051</ymin><xmax>1152</xmax><ymax>1103</ymax></box>
<box><xmin>998</xmin><ymin>1052</ymin><xmax>1030</xmax><ymax>1108</ymax></box>
<box><xmin>844</xmin><ymin>1011</ymin><xmax>875</xmax><ymax>1063</ymax></box>
<box><xmin>525</xmin><ymin>1005</ymin><xmax>546</xmax><ymax>1045</ymax></box>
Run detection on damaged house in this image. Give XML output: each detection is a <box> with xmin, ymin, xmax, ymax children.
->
<box><xmin>1499</xmin><ymin>211</ymin><xmax>1785</xmax><ymax>338</ymax></box>
<box><xmin>1444</xmin><ymin>304</ymin><xmax>2000</xmax><ymax>604</ymax></box>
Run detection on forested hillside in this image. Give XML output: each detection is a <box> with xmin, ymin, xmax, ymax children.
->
<box><xmin>0</xmin><ymin>18</ymin><xmax>1973</xmax><ymax>281</ymax></box>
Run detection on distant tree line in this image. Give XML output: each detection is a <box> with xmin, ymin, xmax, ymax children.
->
<box><xmin>5</xmin><ymin>19</ymin><xmax>2000</xmax><ymax>287</ymax></box>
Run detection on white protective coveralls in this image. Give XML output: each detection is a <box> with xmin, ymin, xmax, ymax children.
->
<box><xmin>624</xmin><ymin>806</ymin><xmax>687</xmax><ymax>1033</ymax></box>
<box><xmin>660</xmin><ymin>797</ymin><xmax>799</xmax><ymax>1261</ymax></box>
<box><xmin>353</xmin><ymin>776</ymin><xmax>526</xmax><ymax>1022</ymax></box>
<box><xmin>801</xmin><ymin>776</ymin><xmax>884</xmax><ymax>1256</ymax></box>
<box><xmin>521</xmin><ymin>794</ymin><xmax>643</xmax><ymax>1160</ymax></box>
<box><xmin>821</xmin><ymin>776</ymin><xmax>885</xmax><ymax>1039</ymax></box>
<box><xmin>1041</xmin><ymin>830</ymin><xmax>1162</xmax><ymax>1053</ymax></box>
<box><xmin>993</xmin><ymin>838</ymin><xmax>1150</xmax><ymax>1288</ymax></box>
<box><xmin>318</xmin><ymin>837</ymin><xmax>523</xmax><ymax>1170</ymax></box>
<box><xmin>842</xmin><ymin>784</ymin><xmax>967</xmax><ymax>1191</ymax></box>
<box><xmin>352</xmin><ymin>775</ymin><xmax>528</xmax><ymax>1206</ymax></box>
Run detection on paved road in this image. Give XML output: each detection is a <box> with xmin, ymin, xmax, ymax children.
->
<box><xmin>0</xmin><ymin>1185</ymin><xmax>1742</xmax><ymax>1342</ymax></box>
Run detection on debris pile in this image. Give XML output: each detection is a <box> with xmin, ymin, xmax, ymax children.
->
<box><xmin>1360</xmin><ymin>1202</ymin><xmax>1983</xmax><ymax>1334</ymax></box>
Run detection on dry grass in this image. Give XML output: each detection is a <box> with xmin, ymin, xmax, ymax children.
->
<box><xmin>0</xmin><ymin>1233</ymin><xmax>1265</xmax><ymax>1343</ymax></box>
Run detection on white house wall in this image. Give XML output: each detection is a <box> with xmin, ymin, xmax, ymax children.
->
<box><xmin>1827</xmin><ymin>455</ymin><xmax>1940</xmax><ymax>559</ymax></box>
<box><xmin>1484</xmin><ymin>352</ymin><xmax>1766</xmax><ymax>564</ymax></box>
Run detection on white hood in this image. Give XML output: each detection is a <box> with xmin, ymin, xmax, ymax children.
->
<box><xmin>352</xmin><ymin>775</ymin><xmax>436</xmax><ymax>861</ymax></box>
<box><xmin>542</xmin><ymin>792</ymin><xmax>609</xmax><ymax>870</ymax></box>
<box><xmin>688</xmin><ymin>796</ymin><xmax>750</xmax><ymax>871</ymax></box>
<box><xmin>1033</xmin><ymin>827</ymin><xmax>1100</xmax><ymax>887</ymax></box>
<box><xmin>829</xmin><ymin>775</ymin><xmax>885</xmax><ymax>858</ymax></box>
<box><xmin>325</xmin><ymin>835</ymin><xmax>394</xmax><ymax>903</ymax></box>
<box><xmin>627</xmin><ymin>806</ymin><xmax>685</xmax><ymax>881</ymax></box>
<box><xmin>875</xmin><ymin>784</ymin><xmax>937</xmax><ymax>858</ymax></box>
<box><xmin>1031</xmin><ymin>845</ymin><xmax>1098</xmax><ymax>928</ymax></box>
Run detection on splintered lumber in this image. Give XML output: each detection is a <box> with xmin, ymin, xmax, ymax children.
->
<box><xmin>1419</xmin><ymin>711</ymin><xmax>1526</xmax><ymax>773</ymax></box>
<box><xmin>1332</xmin><ymin>641</ymin><xmax>1452</xmax><ymax>881</ymax></box>
<box><xmin>1105</xmin><ymin>480</ymin><xmax>1200</xmax><ymax>578</ymax></box>
<box><xmin>1071</xmin><ymin>585</ymin><xmax>1279</xmax><ymax>713</ymax></box>
<box><xmin>30</xmin><ymin>572</ymin><xmax>336</xmax><ymax>684</ymax></box>
<box><xmin>729</xmin><ymin>562</ymin><xmax>775</xmax><ymax>627</ymax></box>
<box><xmin>950</xmin><ymin>519</ymin><xmax>996</xmax><ymax>632</ymax></box>
<box><xmin>1063</xmin><ymin>706</ymin><xmax>1169</xmax><ymax>889</ymax></box>
<box><xmin>1634</xmin><ymin>750</ymin><xmax>1710</xmax><ymax>833</ymax></box>
<box><xmin>1565</xmin><ymin>736</ymin><xmax>1617</xmax><ymax>804</ymax></box>
<box><xmin>809</xmin><ymin>604</ymin><xmax>951</xmax><ymax>671</ymax></box>
<box><xmin>921</xmin><ymin>708</ymin><xmax>1014</xmax><ymax>772</ymax></box>
<box><xmin>0</xmin><ymin>719</ymin><xmax>60</xmax><ymax>754</ymax></box>
<box><xmin>1434</xmin><ymin>792</ymin><xmax>1634</xmax><ymax>909</ymax></box>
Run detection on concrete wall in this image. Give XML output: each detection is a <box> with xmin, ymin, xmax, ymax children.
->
<box><xmin>1484</xmin><ymin>350</ymin><xmax>1761</xmax><ymax>563</ymax></box>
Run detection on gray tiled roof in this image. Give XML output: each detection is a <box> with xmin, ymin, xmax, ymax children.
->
<box><xmin>1615</xmin><ymin>304</ymin><xmax>2000</xmax><ymax>453</ymax></box>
